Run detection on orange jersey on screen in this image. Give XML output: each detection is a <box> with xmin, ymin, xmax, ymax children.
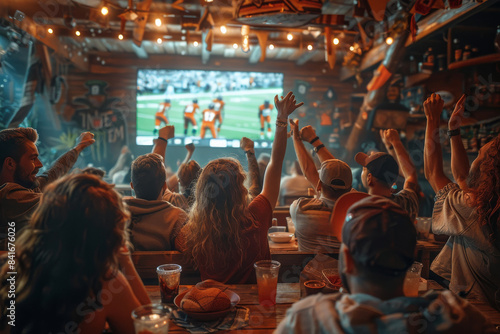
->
<box><xmin>200</xmin><ymin>109</ymin><xmax>222</xmax><ymax>138</ymax></box>
<box><xmin>155</xmin><ymin>102</ymin><xmax>170</xmax><ymax>126</ymax></box>
<box><xmin>213</xmin><ymin>99</ymin><xmax>225</xmax><ymax>113</ymax></box>
<box><xmin>259</xmin><ymin>104</ymin><xmax>273</xmax><ymax>117</ymax></box>
<box><xmin>184</xmin><ymin>103</ymin><xmax>199</xmax><ymax>124</ymax></box>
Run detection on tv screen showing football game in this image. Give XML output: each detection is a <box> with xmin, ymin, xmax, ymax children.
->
<box><xmin>136</xmin><ymin>69</ymin><xmax>284</xmax><ymax>148</ymax></box>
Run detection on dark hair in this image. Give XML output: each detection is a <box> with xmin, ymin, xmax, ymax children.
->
<box><xmin>80</xmin><ymin>167</ymin><xmax>106</xmax><ymax>178</ymax></box>
<box><xmin>0</xmin><ymin>174</ymin><xmax>129</xmax><ymax>333</ymax></box>
<box><xmin>0</xmin><ymin>127</ymin><xmax>38</xmax><ymax>170</ymax></box>
<box><xmin>131</xmin><ymin>153</ymin><xmax>166</xmax><ymax>200</ymax></box>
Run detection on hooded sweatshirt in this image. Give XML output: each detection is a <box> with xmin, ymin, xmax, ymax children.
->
<box><xmin>275</xmin><ymin>290</ymin><xmax>496</xmax><ymax>334</ymax></box>
<box><xmin>124</xmin><ymin>196</ymin><xmax>188</xmax><ymax>251</ymax></box>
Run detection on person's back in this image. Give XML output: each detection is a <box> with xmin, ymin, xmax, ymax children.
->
<box><xmin>128</xmin><ymin>153</ymin><xmax>187</xmax><ymax>251</ymax></box>
<box><xmin>291</xmin><ymin>159</ymin><xmax>352</xmax><ymax>253</ymax></box>
<box><xmin>279</xmin><ymin>161</ymin><xmax>310</xmax><ymax>205</ymax></box>
<box><xmin>277</xmin><ymin>196</ymin><xmax>496</xmax><ymax>334</ymax></box>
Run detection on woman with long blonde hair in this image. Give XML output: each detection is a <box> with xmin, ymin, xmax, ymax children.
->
<box><xmin>177</xmin><ymin>92</ymin><xmax>303</xmax><ymax>283</ymax></box>
<box><xmin>0</xmin><ymin>174</ymin><xmax>150</xmax><ymax>334</ymax></box>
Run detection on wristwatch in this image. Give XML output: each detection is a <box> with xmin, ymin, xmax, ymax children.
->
<box><xmin>447</xmin><ymin>129</ymin><xmax>460</xmax><ymax>137</ymax></box>
<box><xmin>314</xmin><ymin>144</ymin><xmax>325</xmax><ymax>153</ymax></box>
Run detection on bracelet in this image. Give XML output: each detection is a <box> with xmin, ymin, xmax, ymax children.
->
<box><xmin>245</xmin><ymin>150</ymin><xmax>255</xmax><ymax>155</ymax></box>
<box><xmin>309</xmin><ymin>136</ymin><xmax>320</xmax><ymax>145</ymax></box>
<box><xmin>447</xmin><ymin>129</ymin><xmax>460</xmax><ymax>137</ymax></box>
<box><xmin>276</xmin><ymin>120</ymin><xmax>288</xmax><ymax>128</ymax></box>
<box><xmin>157</xmin><ymin>137</ymin><xmax>169</xmax><ymax>143</ymax></box>
<box><xmin>314</xmin><ymin>144</ymin><xmax>325</xmax><ymax>153</ymax></box>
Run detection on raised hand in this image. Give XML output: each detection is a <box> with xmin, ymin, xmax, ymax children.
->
<box><xmin>300</xmin><ymin>125</ymin><xmax>317</xmax><ymax>143</ymax></box>
<box><xmin>383</xmin><ymin>129</ymin><xmax>401</xmax><ymax>145</ymax></box>
<box><xmin>159</xmin><ymin>125</ymin><xmax>175</xmax><ymax>140</ymax></box>
<box><xmin>240</xmin><ymin>137</ymin><xmax>254</xmax><ymax>151</ymax></box>
<box><xmin>274</xmin><ymin>92</ymin><xmax>304</xmax><ymax>120</ymax></box>
<box><xmin>449</xmin><ymin>94</ymin><xmax>466</xmax><ymax>131</ymax></box>
<box><xmin>423</xmin><ymin>93</ymin><xmax>444</xmax><ymax>122</ymax></box>
<box><xmin>185</xmin><ymin>143</ymin><xmax>195</xmax><ymax>154</ymax></box>
<box><xmin>75</xmin><ymin>132</ymin><xmax>95</xmax><ymax>151</ymax></box>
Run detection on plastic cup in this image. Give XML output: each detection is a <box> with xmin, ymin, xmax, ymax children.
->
<box><xmin>403</xmin><ymin>262</ymin><xmax>423</xmax><ymax>297</ymax></box>
<box><xmin>156</xmin><ymin>264</ymin><xmax>182</xmax><ymax>304</ymax></box>
<box><xmin>131</xmin><ymin>303</ymin><xmax>172</xmax><ymax>334</ymax></box>
<box><xmin>286</xmin><ymin>217</ymin><xmax>295</xmax><ymax>234</ymax></box>
<box><xmin>254</xmin><ymin>260</ymin><xmax>281</xmax><ymax>306</ymax></box>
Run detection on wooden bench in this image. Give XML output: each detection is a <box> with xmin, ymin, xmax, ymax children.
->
<box><xmin>131</xmin><ymin>250</ymin><xmax>329</xmax><ymax>285</ymax></box>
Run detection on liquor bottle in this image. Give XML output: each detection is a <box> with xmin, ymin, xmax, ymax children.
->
<box><xmin>495</xmin><ymin>25</ymin><xmax>500</xmax><ymax>53</ymax></box>
<box><xmin>453</xmin><ymin>38</ymin><xmax>462</xmax><ymax>62</ymax></box>
<box><xmin>409</xmin><ymin>55</ymin><xmax>417</xmax><ymax>74</ymax></box>
<box><xmin>463</xmin><ymin>45</ymin><xmax>472</xmax><ymax>60</ymax></box>
<box><xmin>424</xmin><ymin>47</ymin><xmax>435</xmax><ymax>65</ymax></box>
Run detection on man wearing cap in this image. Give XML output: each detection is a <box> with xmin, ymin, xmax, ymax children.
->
<box><xmin>289</xmin><ymin>120</ymin><xmax>353</xmax><ymax>253</ymax></box>
<box><xmin>355</xmin><ymin>146</ymin><xmax>419</xmax><ymax>221</ymax></box>
<box><xmin>276</xmin><ymin>196</ymin><xmax>495</xmax><ymax>334</ymax></box>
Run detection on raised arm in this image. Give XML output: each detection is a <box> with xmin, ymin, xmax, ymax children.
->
<box><xmin>299</xmin><ymin>126</ymin><xmax>335</xmax><ymax>162</ymax></box>
<box><xmin>423</xmin><ymin>93</ymin><xmax>452</xmax><ymax>192</ymax></box>
<box><xmin>448</xmin><ymin>94</ymin><xmax>470</xmax><ymax>189</ymax></box>
<box><xmin>152</xmin><ymin>125</ymin><xmax>175</xmax><ymax>161</ymax></box>
<box><xmin>240</xmin><ymin>137</ymin><xmax>261</xmax><ymax>198</ymax></box>
<box><xmin>182</xmin><ymin>143</ymin><xmax>195</xmax><ymax>165</ymax></box>
<box><xmin>38</xmin><ymin>132</ymin><xmax>95</xmax><ymax>190</ymax></box>
<box><xmin>379</xmin><ymin>129</ymin><xmax>399</xmax><ymax>162</ymax></box>
<box><xmin>384</xmin><ymin>129</ymin><xmax>418</xmax><ymax>192</ymax></box>
<box><xmin>261</xmin><ymin>92</ymin><xmax>304</xmax><ymax>209</ymax></box>
<box><xmin>289</xmin><ymin>119</ymin><xmax>319</xmax><ymax>189</ymax></box>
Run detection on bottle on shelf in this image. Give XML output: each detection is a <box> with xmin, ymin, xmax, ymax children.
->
<box><xmin>453</xmin><ymin>38</ymin><xmax>462</xmax><ymax>62</ymax></box>
<box><xmin>495</xmin><ymin>25</ymin><xmax>500</xmax><ymax>53</ymax></box>
<box><xmin>409</xmin><ymin>55</ymin><xmax>417</xmax><ymax>74</ymax></box>
<box><xmin>424</xmin><ymin>47</ymin><xmax>435</xmax><ymax>65</ymax></box>
<box><xmin>463</xmin><ymin>45</ymin><xmax>472</xmax><ymax>60</ymax></box>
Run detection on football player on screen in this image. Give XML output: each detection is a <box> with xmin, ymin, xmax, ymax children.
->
<box><xmin>184</xmin><ymin>99</ymin><xmax>200</xmax><ymax>136</ymax></box>
<box><xmin>213</xmin><ymin>95</ymin><xmax>225</xmax><ymax>120</ymax></box>
<box><xmin>259</xmin><ymin>100</ymin><xmax>274</xmax><ymax>139</ymax></box>
<box><xmin>153</xmin><ymin>99</ymin><xmax>170</xmax><ymax>135</ymax></box>
<box><xmin>200</xmin><ymin>103</ymin><xmax>222</xmax><ymax>139</ymax></box>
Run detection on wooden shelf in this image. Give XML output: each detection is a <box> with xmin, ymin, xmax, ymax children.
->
<box><xmin>448</xmin><ymin>54</ymin><xmax>500</xmax><ymax>70</ymax></box>
<box><xmin>404</xmin><ymin>72</ymin><xmax>432</xmax><ymax>88</ymax></box>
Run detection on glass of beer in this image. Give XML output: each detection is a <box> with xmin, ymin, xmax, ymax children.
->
<box><xmin>254</xmin><ymin>260</ymin><xmax>281</xmax><ymax>306</ymax></box>
<box><xmin>156</xmin><ymin>264</ymin><xmax>182</xmax><ymax>304</ymax></box>
<box><xmin>403</xmin><ymin>262</ymin><xmax>423</xmax><ymax>297</ymax></box>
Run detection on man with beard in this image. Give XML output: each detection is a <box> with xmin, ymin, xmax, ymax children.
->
<box><xmin>0</xmin><ymin>127</ymin><xmax>94</xmax><ymax>249</ymax></box>
<box><xmin>276</xmin><ymin>196</ymin><xmax>495</xmax><ymax>334</ymax></box>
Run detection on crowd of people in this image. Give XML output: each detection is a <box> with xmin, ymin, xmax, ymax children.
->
<box><xmin>0</xmin><ymin>91</ymin><xmax>498</xmax><ymax>333</ymax></box>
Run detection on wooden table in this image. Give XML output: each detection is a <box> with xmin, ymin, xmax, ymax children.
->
<box><xmin>147</xmin><ymin>281</ymin><xmax>500</xmax><ymax>333</ymax></box>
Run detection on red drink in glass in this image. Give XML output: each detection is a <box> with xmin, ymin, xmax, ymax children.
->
<box><xmin>254</xmin><ymin>260</ymin><xmax>281</xmax><ymax>306</ymax></box>
<box><xmin>156</xmin><ymin>264</ymin><xmax>182</xmax><ymax>304</ymax></box>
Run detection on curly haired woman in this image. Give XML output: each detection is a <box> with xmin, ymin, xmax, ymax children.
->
<box><xmin>176</xmin><ymin>92</ymin><xmax>303</xmax><ymax>283</ymax></box>
<box><xmin>0</xmin><ymin>174</ymin><xmax>150</xmax><ymax>334</ymax></box>
<box><xmin>424</xmin><ymin>93</ymin><xmax>500</xmax><ymax>311</ymax></box>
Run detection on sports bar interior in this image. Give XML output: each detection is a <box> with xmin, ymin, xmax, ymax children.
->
<box><xmin>1</xmin><ymin>0</ymin><xmax>500</xmax><ymax>333</ymax></box>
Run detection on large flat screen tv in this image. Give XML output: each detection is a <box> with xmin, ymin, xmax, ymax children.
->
<box><xmin>136</xmin><ymin>69</ymin><xmax>284</xmax><ymax>148</ymax></box>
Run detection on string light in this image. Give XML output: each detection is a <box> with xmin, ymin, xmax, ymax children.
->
<box><xmin>349</xmin><ymin>46</ymin><xmax>354</xmax><ymax>51</ymax></box>
<box><xmin>233</xmin><ymin>43</ymin><xmax>238</xmax><ymax>49</ymax></box>
<box><xmin>101</xmin><ymin>6</ymin><xmax>109</xmax><ymax>16</ymax></box>
<box><xmin>118</xmin><ymin>34</ymin><xmax>124</xmax><ymax>40</ymax></box>
<box><xmin>193</xmin><ymin>41</ymin><xmax>199</xmax><ymax>47</ymax></box>
<box><xmin>269</xmin><ymin>44</ymin><xmax>274</xmax><ymax>50</ymax></box>
<box><xmin>385</xmin><ymin>36</ymin><xmax>394</xmax><ymax>45</ymax></box>
<box><xmin>75</xmin><ymin>30</ymin><xmax>81</xmax><ymax>37</ymax></box>
<box><xmin>220</xmin><ymin>25</ymin><xmax>227</xmax><ymax>34</ymax></box>
<box><xmin>157</xmin><ymin>38</ymin><xmax>162</xmax><ymax>44</ymax></box>
<box><xmin>47</xmin><ymin>28</ymin><xmax>53</xmax><ymax>34</ymax></box>
<box><xmin>155</xmin><ymin>18</ymin><xmax>162</xmax><ymax>27</ymax></box>
<box><xmin>333</xmin><ymin>38</ymin><xmax>339</xmax><ymax>45</ymax></box>
<box><xmin>307</xmin><ymin>44</ymin><xmax>313</xmax><ymax>51</ymax></box>
<box><xmin>287</xmin><ymin>33</ymin><xmax>293</xmax><ymax>41</ymax></box>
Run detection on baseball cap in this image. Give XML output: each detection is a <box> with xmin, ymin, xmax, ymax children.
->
<box><xmin>341</xmin><ymin>196</ymin><xmax>416</xmax><ymax>277</ymax></box>
<box><xmin>319</xmin><ymin>159</ymin><xmax>352</xmax><ymax>190</ymax></box>
<box><xmin>355</xmin><ymin>152</ymin><xmax>399</xmax><ymax>186</ymax></box>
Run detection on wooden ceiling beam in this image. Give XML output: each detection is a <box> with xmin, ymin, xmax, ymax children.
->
<box><xmin>132</xmin><ymin>42</ymin><xmax>149</xmax><ymax>58</ymax></box>
<box><xmin>248</xmin><ymin>45</ymin><xmax>262</xmax><ymax>64</ymax></box>
<box><xmin>9</xmin><ymin>16</ymin><xmax>88</xmax><ymax>71</ymax></box>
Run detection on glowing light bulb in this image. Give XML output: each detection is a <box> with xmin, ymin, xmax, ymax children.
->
<box><xmin>386</xmin><ymin>36</ymin><xmax>394</xmax><ymax>45</ymax></box>
<box><xmin>220</xmin><ymin>26</ymin><xmax>227</xmax><ymax>34</ymax></box>
<box><xmin>155</xmin><ymin>18</ymin><xmax>162</xmax><ymax>27</ymax></box>
<box><xmin>75</xmin><ymin>30</ymin><xmax>81</xmax><ymax>37</ymax></box>
<box><xmin>269</xmin><ymin>44</ymin><xmax>274</xmax><ymax>50</ymax></box>
<box><xmin>233</xmin><ymin>43</ymin><xmax>238</xmax><ymax>49</ymax></box>
<box><xmin>307</xmin><ymin>44</ymin><xmax>313</xmax><ymax>51</ymax></box>
<box><xmin>47</xmin><ymin>28</ymin><xmax>53</xmax><ymax>34</ymax></box>
<box><xmin>333</xmin><ymin>38</ymin><xmax>339</xmax><ymax>45</ymax></box>
<box><xmin>193</xmin><ymin>41</ymin><xmax>199</xmax><ymax>47</ymax></box>
<box><xmin>157</xmin><ymin>38</ymin><xmax>162</xmax><ymax>44</ymax></box>
<box><xmin>118</xmin><ymin>34</ymin><xmax>123</xmax><ymax>40</ymax></box>
<box><xmin>101</xmin><ymin>6</ymin><xmax>109</xmax><ymax>16</ymax></box>
<box><xmin>287</xmin><ymin>33</ymin><xmax>293</xmax><ymax>41</ymax></box>
<box><xmin>349</xmin><ymin>46</ymin><xmax>354</xmax><ymax>51</ymax></box>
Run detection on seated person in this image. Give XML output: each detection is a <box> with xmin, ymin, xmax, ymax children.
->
<box><xmin>0</xmin><ymin>128</ymin><xmax>94</xmax><ymax>249</ymax></box>
<box><xmin>176</xmin><ymin>92</ymin><xmax>303</xmax><ymax>283</ymax></box>
<box><xmin>424</xmin><ymin>93</ymin><xmax>500</xmax><ymax>311</ymax></box>
<box><xmin>0</xmin><ymin>174</ymin><xmax>150</xmax><ymax>334</ymax></box>
<box><xmin>125</xmin><ymin>152</ymin><xmax>188</xmax><ymax>251</ymax></box>
<box><xmin>279</xmin><ymin>160</ymin><xmax>311</xmax><ymax>205</ymax></box>
<box><xmin>290</xmin><ymin>159</ymin><xmax>352</xmax><ymax>253</ymax></box>
<box><xmin>276</xmin><ymin>196</ymin><xmax>495</xmax><ymax>334</ymax></box>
